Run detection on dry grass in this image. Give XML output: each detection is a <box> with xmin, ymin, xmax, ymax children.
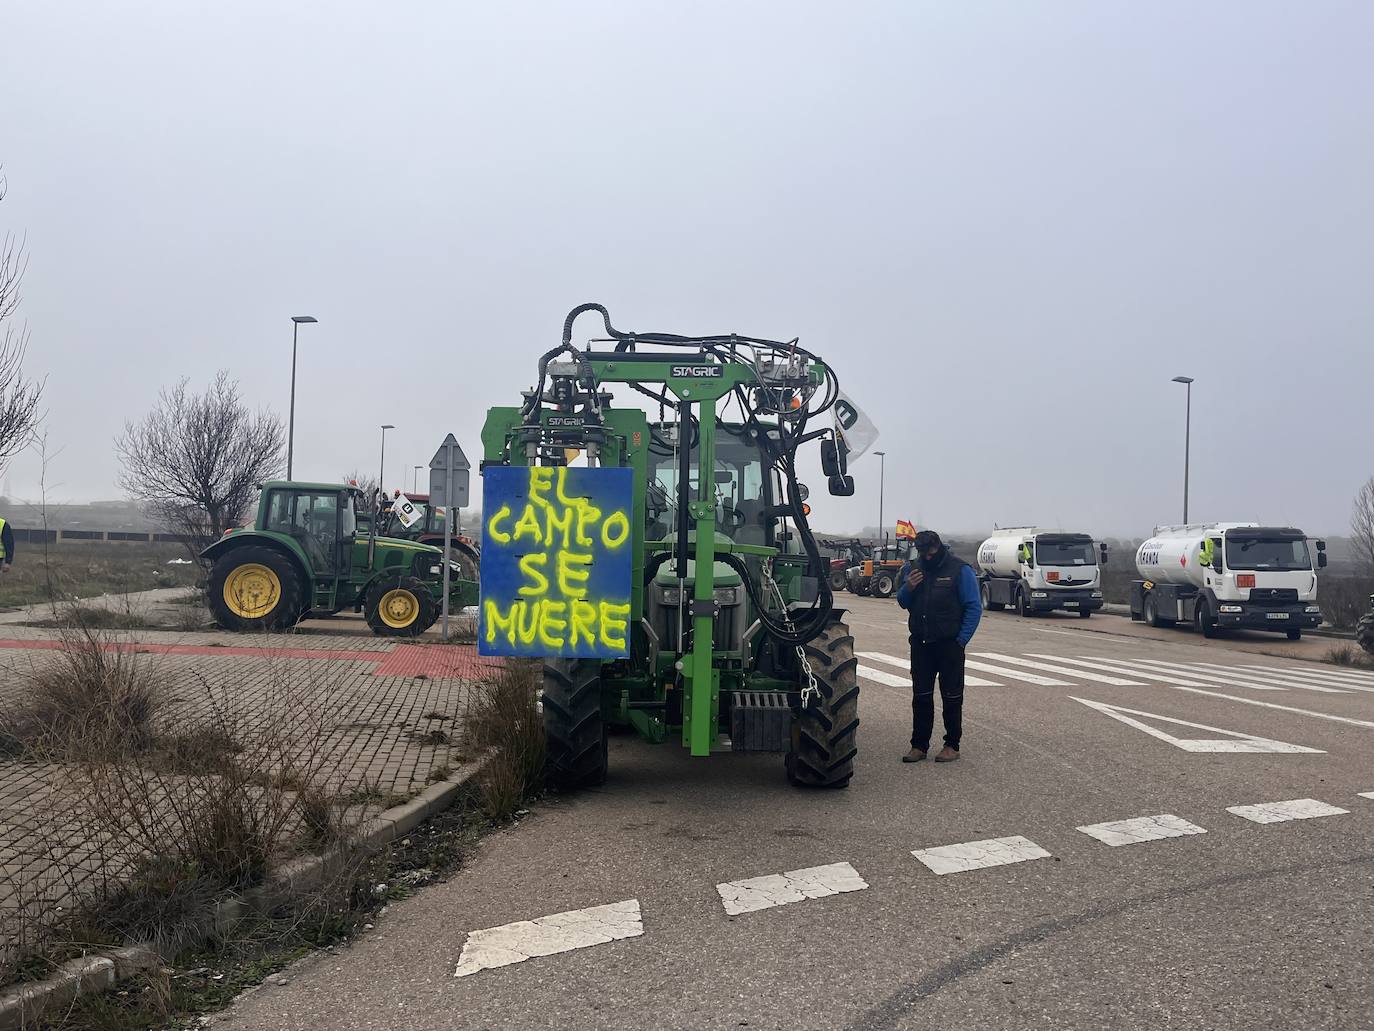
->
<box><xmin>1324</xmin><ymin>643</ymin><xmax>1374</xmax><ymax>669</ymax></box>
<box><xmin>462</xmin><ymin>661</ymin><xmax>545</xmax><ymax>820</ymax></box>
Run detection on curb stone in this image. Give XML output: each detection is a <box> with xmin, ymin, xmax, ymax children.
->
<box><xmin>0</xmin><ymin>759</ymin><xmax>485</xmax><ymax>1030</ymax></box>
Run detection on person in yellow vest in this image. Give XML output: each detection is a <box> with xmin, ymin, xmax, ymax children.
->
<box><xmin>0</xmin><ymin>516</ymin><xmax>13</xmax><ymax>573</ymax></box>
<box><xmin>1199</xmin><ymin>537</ymin><xmax>1216</xmax><ymax>569</ymax></box>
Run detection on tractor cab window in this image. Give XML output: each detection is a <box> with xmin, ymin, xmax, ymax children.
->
<box><xmin>646</xmin><ymin>425</ymin><xmax>770</xmax><ymax>545</ymax></box>
<box><xmin>264</xmin><ymin>490</ymin><xmax>344</xmax><ymax>573</ymax></box>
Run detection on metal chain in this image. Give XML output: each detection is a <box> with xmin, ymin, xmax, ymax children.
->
<box><xmin>762</xmin><ymin>560</ymin><xmax>819</xmax><ymax>708</ymax></box>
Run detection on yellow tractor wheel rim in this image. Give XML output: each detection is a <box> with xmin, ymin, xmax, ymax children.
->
<box><xmin>378</xmin><ymin>588</ymin><xmax>420</xmax><ymax>629</ymax></box>
<box><xmin>223</xmin><ymin>563</ymin><xmax>282</xmax><ymax>619</ymax></box>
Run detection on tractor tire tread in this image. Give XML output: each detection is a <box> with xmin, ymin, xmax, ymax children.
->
<box><xmin>364</xmin><ymin>575</ymin><xmax>439</xmax><ymax>638</ymax></box>
<box><xmin>543</xmin><ymin>658</ymin><xmax>607</xmax><ymax>789</ymax></box>
<box><xmin>787</xmin><ymin>623</ymin><xmax>860</xmax><ymax>789</ymax></box>
<box><xmin>207</xmin><ymin>545</ymin><xmax>306</xmax><ymax>633</ymax></box>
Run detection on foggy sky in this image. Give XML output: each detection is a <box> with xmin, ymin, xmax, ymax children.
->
<box><xmin>3</xmin><ymin>1</ymin><xmax>1371</xmax><ymax>537</ymax></box>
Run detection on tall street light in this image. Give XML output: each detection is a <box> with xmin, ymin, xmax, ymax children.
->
<box><xmin>1172</xmin><ymin>376</ymin><xmax>1194</xmax><ymax>523</ymax></box>
<box><xmin>378</xmin><ymin>425</ymin><xmax>395</xmax><ymax>500</ymax></box>
<box><xmin>413</xmin><ymin>465</ymin><xmax>423</xmax><ymax>494</ymax></box>
<box><xmin>287</xmin><ymin>316</ymin><xmax>318</xmax><ymax>480</ymax></box>
<box><xmin>874</xmin><ymin>450</ymin><xmax>887</xmax><ymax>544</ymax></box>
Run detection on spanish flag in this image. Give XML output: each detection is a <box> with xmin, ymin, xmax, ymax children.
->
<box><xmin>895</xmin><ymin>519</ymin><xmax>917</xmax><ymax>540</ymax></box>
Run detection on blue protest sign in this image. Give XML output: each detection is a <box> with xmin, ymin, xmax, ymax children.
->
<box><xmin>478</xmin><ymin>466</ymin><xmax>634</xmax><ymax>658</ymax></box>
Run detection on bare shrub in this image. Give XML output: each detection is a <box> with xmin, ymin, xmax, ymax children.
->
<box><xmin>1314</xmin><ymin>575</ymin><xmax>1374</xmax><ymax>631</ymax></box>
<box><xmin>1352</xmin><ymin>477</ymin><xmax>1374</xmax><ymax>575</ymax></box>
<box><xmin>1325</xmin><ymin>643</ymin><xmax>1374</xmax><ymax>669</ymax></box>
<box><xmin>0</xmin><ymin>624</ymin><xmax>162</xmax><ymax>759</ymax></box>
<box><xmin>0</xmin><ymin>167</ymin><xmax>44</xmax><ymax>471</ymax></box>
<box><xmin>462</xmin><ymin>661</ymin><xmax>545</xmax><ymax>819</ymax></box>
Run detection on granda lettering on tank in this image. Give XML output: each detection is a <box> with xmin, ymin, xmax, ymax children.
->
<box><xmin>479</xmin><ymin>465</ymin><xmax>634</xmax><ymax>657</ymax></box>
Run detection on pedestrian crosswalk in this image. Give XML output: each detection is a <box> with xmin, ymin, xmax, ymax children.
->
<box><xmin>853</xmin><ymin>649</ymin><xmax>1374</xmax><ymax>696</ymax></box>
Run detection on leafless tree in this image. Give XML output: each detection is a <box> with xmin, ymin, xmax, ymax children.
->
<box><xmin>1352</xmin><ymin>477</ymin><xmax>1374</xmax><ymax>574</ymax></box>
<box><xmin>0</xmin><ymin>168</ymin><xmax>44</xmax><ymax>471</ymax></box>
<box><xmin>342</xmin><ymin>470</ymin><xmax>378</xmax><ymax>495</ymax></box>
<box><xmin>116</xmin><ymin>371</ymin><xmax>285</xmax><ymax>557</ymax></box>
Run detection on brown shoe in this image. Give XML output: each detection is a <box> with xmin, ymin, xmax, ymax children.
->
<box><xmin>901</xmin><ymin>748</ymin><xmax>927</xmax><ymax>763</ymax></box>
<box><xmin>934</xmin><ymin>746</ymin><xmax>960</xmax><ymax>763</ymax></box>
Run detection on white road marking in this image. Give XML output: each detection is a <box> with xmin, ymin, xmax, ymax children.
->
<box><xmin>1071</xmin><ymin>697</ymin><xmax>1323</xmax><ymax>753</ymax></box>
<box><xmin>1051</xmin><ymin>654</ymin><xmax>1222</xmax><ymax>687</ymax></box>
<box><xmin>1122</xmin><ymin>659</ymin><xmax>1287</xmax><ymax>692</ymax></box>
<box><xmin>964</xmin><ymin>659</ymin><xmax>1072</xmax><ymax>686</ymax></box>
<box><xmin>715</xmin><ymin>861</ymin><xmax>868</xmax><ymax>916</ymax></box>
<box><xmin>1231</xmin><ymin>664</ymin><xmax>1374</xmax><ymax>694</ymax></box>
<box><xmin>1187</xmin><ymin>663</ymin><xmax>1351</xmax><ymax>694</ymax></box>
<box><xmin>1357</xmin><ymin>791</ymin><xmax>1374</xmax><ymax>800</ymax></box>
<box><xmin>1226</xmin><ymin>799</ymin><xmax>1349</xmax><ymax>824</ymax></box>
<box><xmin>453</xmin><ymin>899</ymin><xmax>643</xmax><ymax>978</ymax></box>
<box><xmin>1026</xmin><ymin>626</ymin><xmax>1091</xmax><ymax>637</ymax></box>
<box><xmin>1076</xmin><ymin>813</ymin><xmax>1207</xmax><ymax>847</ymax></box>
<box><xmin>912</xmin><ymin>835</ymin><xmax>1050</xmax><ymax>875</ymax></box>
<box><xmin>1154</xmin><ymin>684</ymin><xmax>1374</xmax><ymax>730</ymax></box>
<box><xmin>857</xmin><ymin>664</ymin><xmax>911</xmax><ymax>688</ymax></box>
<box><xmin>856</xmin><ymin>651</ymin><xmax>1002</xmax><ymax>687</ymax></box>
<box><xmin>974</xmin><ymin>652</ymin><xmax>1144</xmax><ymax>686</ymax></box>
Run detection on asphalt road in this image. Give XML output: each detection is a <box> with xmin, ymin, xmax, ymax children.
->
<box><xmin>218</xmin><ymin>599</ymin><xmax>1374</xmax><ymax>1030</ymax></box>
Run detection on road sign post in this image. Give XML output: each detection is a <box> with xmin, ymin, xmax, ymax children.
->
<box><xmin>428</xmin><ymin>434</ymin><xmax>471</xmax><ymax>643</ymax></box>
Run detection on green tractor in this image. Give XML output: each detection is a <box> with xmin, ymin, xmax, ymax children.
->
<box><xmin>481</xmin><ymin>303</ymin><xmax>861</xmax><ymax>789</ymax></box>
<box><xmin>201</xmin><ymin>480</ymin><xmax>477</xmax><ymax>637</ymax></box>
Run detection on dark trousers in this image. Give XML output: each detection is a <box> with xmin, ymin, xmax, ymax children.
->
<box><xmin>911</xmin><ymin>638</ymin><xmax>965</xmax><ymax>752</ymax></box>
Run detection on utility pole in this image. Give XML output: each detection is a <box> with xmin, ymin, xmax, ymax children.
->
<box><xmin>874</xmin><ymin>450</ymin><xmax>887</xmax><ymax>545</ymax></box>
<box><xmin>286</xmin><ymin>315</ymin><xmax>317</xmax><ymax>480</ymax></box>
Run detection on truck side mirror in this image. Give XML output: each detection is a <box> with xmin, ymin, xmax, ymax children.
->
<box><xmin>828</xmin><ymin>474</ymin><xmax>855</xmax><ymax>497</ymax></box>
<box><xmin>1318</xmin><ymin>552</ymin><xmax>1328</xmax><ymax>569</ymax></box>
<box><xmin>1099</xmin><ymin>543</ymin><xmax>1109</xmax><ymax>566</ymax></box>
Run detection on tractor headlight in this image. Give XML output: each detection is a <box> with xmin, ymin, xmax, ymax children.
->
<box><xmin>713</xmin><ymin>587</ymin><xmax>742</xmax><ymax>606</ymax></box>
<box><xmin>662</xmin><ymin>588</ymin><xmax>681</xmax><ymax>605</ymax></box>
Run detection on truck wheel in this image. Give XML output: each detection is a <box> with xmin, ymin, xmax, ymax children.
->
<box><xmin>1286</xmin><ymin>629</ymin><xmax>1302</xmax><ymax>641</ymax></box>
<box><xmin>1078</xmin><ymin>609</ymin><xmax>1092</xmax><ymax>619</ymax></box>
<box><xmin>364</xmin><ymin>576</ymin><xmax>438</xmax><ymax>637</ymax></box>
<box><xmin>1016</xmin><ymin>589</ymin><xmax>1034</xmax><ymax>618</ymax></box>
<box><xmin>786</xmin><ymin>621</ymin><xmax>860</xmax><ymax>789</ymax></box>
<box><xmin>872</xmin><ymin>571</ymin><xmax>896</xmax><ymax>598</ymax></box>
<box><xmin>982</xmin><ymin>582</ymin><xmax>1005</xmax><ymax>612</ymax></box>
<box><xmin>980</xmin><ymin>582</ymin><xmax>991</xmax><ymax>610</ymax></box>
<box><xmin>543</xmin><ymin>658</ymin><xmax>607</xmax><ymax>789</ymax></box>
<box><xmin>1195</xmin><ymin>599</ymin><xmax>1219</xmax><ymax>638</ymax></box>
<box><xmin>1357</xmin><ymin>613</ymin><xmax>1374</xmax><ymax>655</ymax></box>
<box><xmin>1143</xmin><ymin>594</ymin><xmax>1174</xmax><ymax>628</ymax></box>
<box><xmin>208</xmin><ymin>546</ymin><xmax>306</xmax><ymax>632</ymax></box>
<box><xmin>830</xmin><ymin>570</ymin><xmax>848</xmax><ymax>593</ymax></box>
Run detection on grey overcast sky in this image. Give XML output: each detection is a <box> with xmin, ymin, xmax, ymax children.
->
<box><xmin>3</xmin><ymin>1</ymin><xmax>1371</xmax><ymax>537</ymax></box>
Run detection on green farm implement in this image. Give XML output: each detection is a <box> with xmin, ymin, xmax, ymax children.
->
<box><xmin>480</xmin><ymin>303</ymin><xmax>861</xmax><ymax>788</ymax></box>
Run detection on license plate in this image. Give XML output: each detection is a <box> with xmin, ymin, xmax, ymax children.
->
<box><xmin>1063</xmin><ymin>602</ymin><xmax>1078</xmax><ymax>607</ymax></box>
<box><xmin>1266</xmin><ymin>612</ymin><xmax>1289</xmax><ymax>620</ymax></box>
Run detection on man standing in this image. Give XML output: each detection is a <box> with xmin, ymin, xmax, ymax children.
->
<box><xmin>0</xmin><ymin>513</ymin><xmax>13</xmax><ymax>575</ymax></box>
<box><xmin>896</xmin><ymin>529</ymin><xmax>980</xmax><ymax>763</ymax></box>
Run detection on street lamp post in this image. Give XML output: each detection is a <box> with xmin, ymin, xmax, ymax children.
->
<box><xmin>378</xmin><ymin>425</ymin><xmax>394</xmax><ymax>498</ymax></box>
<box><xmin>1172</xmin><ymin>376</ymin><xmax>1194</xmax><ymax>522</ymax></box>
<box><xmin>874</xmin><ymin>450</ymin><xmax>887</xmax><ymax>544</ymax></box>
<box><xmin>286</xmin><ymin>316</ymin><xmax>318</xmax><ymax>480</ymax></box>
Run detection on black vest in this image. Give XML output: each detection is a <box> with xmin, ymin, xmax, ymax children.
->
<box><xmin>905</xmin><ymin>549</ymin><xmax>968</xmax><ymax>644</ymax></box>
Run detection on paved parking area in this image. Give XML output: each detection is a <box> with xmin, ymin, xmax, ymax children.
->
<box><xmin>216</xmin><ymin>597</ymin><xmax>1374</xmax><ymax>1030</ymax></box>
<box><xmin>0</xmin><ymin>623</ymin><xmax>498</xmax><ymax>970</ymax></box>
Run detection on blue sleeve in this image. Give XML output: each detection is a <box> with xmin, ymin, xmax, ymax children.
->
<box><xmin>895</xmin><ymin>562</ymin><xmax>914</xmax><ymax>610</ymax></box>
<box><xmin>956</xmin><ymin>565</ymin><xmax>981</xmax><ymax>646</ymax></box>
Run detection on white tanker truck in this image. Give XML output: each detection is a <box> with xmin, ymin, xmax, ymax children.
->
<box><xmin>1131</xmin><ymin>523</ymin><xmax>1326</xmax><ymax>639</ymax></box>
<box><xmin>976</xmin><ymin>528</ymin><xmax>1108</xmax><ymax>618</ymax></box>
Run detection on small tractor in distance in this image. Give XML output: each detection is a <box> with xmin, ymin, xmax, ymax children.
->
<box><xmin>845</xmin><ymin>542</ymin><xmax>911</xmax><ymax>598</ymax></box>
<box><xmin>818</xmin><ymin>537</ymin><xmax>871</xmax><ymax>593</ymax></box>
<box><xmin>201</xmin><ymin>481</ymin><xmax>477</xmax><ymax>637</ymax></box>
<box><xmin>1358</xmin><ymin>595</ymin><xmax>1374</xmax><ymax>655</ymax></box>
<box><xmin>481</xmin><ymin>303</ymin><xmax>861</xmax><ymax>789</ymax></box>
<box><xmin>379</xmin><ymin>491</ymin><xmax>482</xmax><ymax>582</ymax></box>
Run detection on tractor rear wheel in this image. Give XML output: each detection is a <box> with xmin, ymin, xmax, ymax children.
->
<box><xmin>542</xmin><ymin>658</ymin><xmax>607</xmax><ymax>789</ymax></box>
<box><xmin>786</xmin><ymin>621</ymin><xmax>860</xmax><ymax>789</ymax></box>
<box><xmin>364</xmin><ymin>576</ymin><xmax>438</xmax><ymax>637</ymax></box>
<box><xmin>207</xmin><ymin>546</ymin><xmax>306</xmax><ymax>632</ymax></box>
<box><xmin>1357</xmin><ymin>612</ymin><xmax>1374</xmax><ymax>655</ymax></box>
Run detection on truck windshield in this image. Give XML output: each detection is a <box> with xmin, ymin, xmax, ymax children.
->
<box><xmin>1225</xmin><ymin>538</ymin><xmax>1311</xmax><ymax>571</ymax></box>
<box><xmin>1036</xmin><ymin>541</ymin><xmax>1095</xmax><ymax>566</ymax></box>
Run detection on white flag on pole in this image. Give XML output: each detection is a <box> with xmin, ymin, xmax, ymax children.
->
<box><xmin>392</xmin><ymin>493</ymin><xmax>422</xmax><ymax>529</ymax></box>
<box><xmin>832</xmin><ymin>390</ymin><xmax>880</xmax><ymax>462</ymax></box>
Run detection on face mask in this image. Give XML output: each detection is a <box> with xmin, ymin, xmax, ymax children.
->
<box><xmin>920</xmin><ymin>546</ymin><xmax>946</xmax><ymax>571</ymax></box>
